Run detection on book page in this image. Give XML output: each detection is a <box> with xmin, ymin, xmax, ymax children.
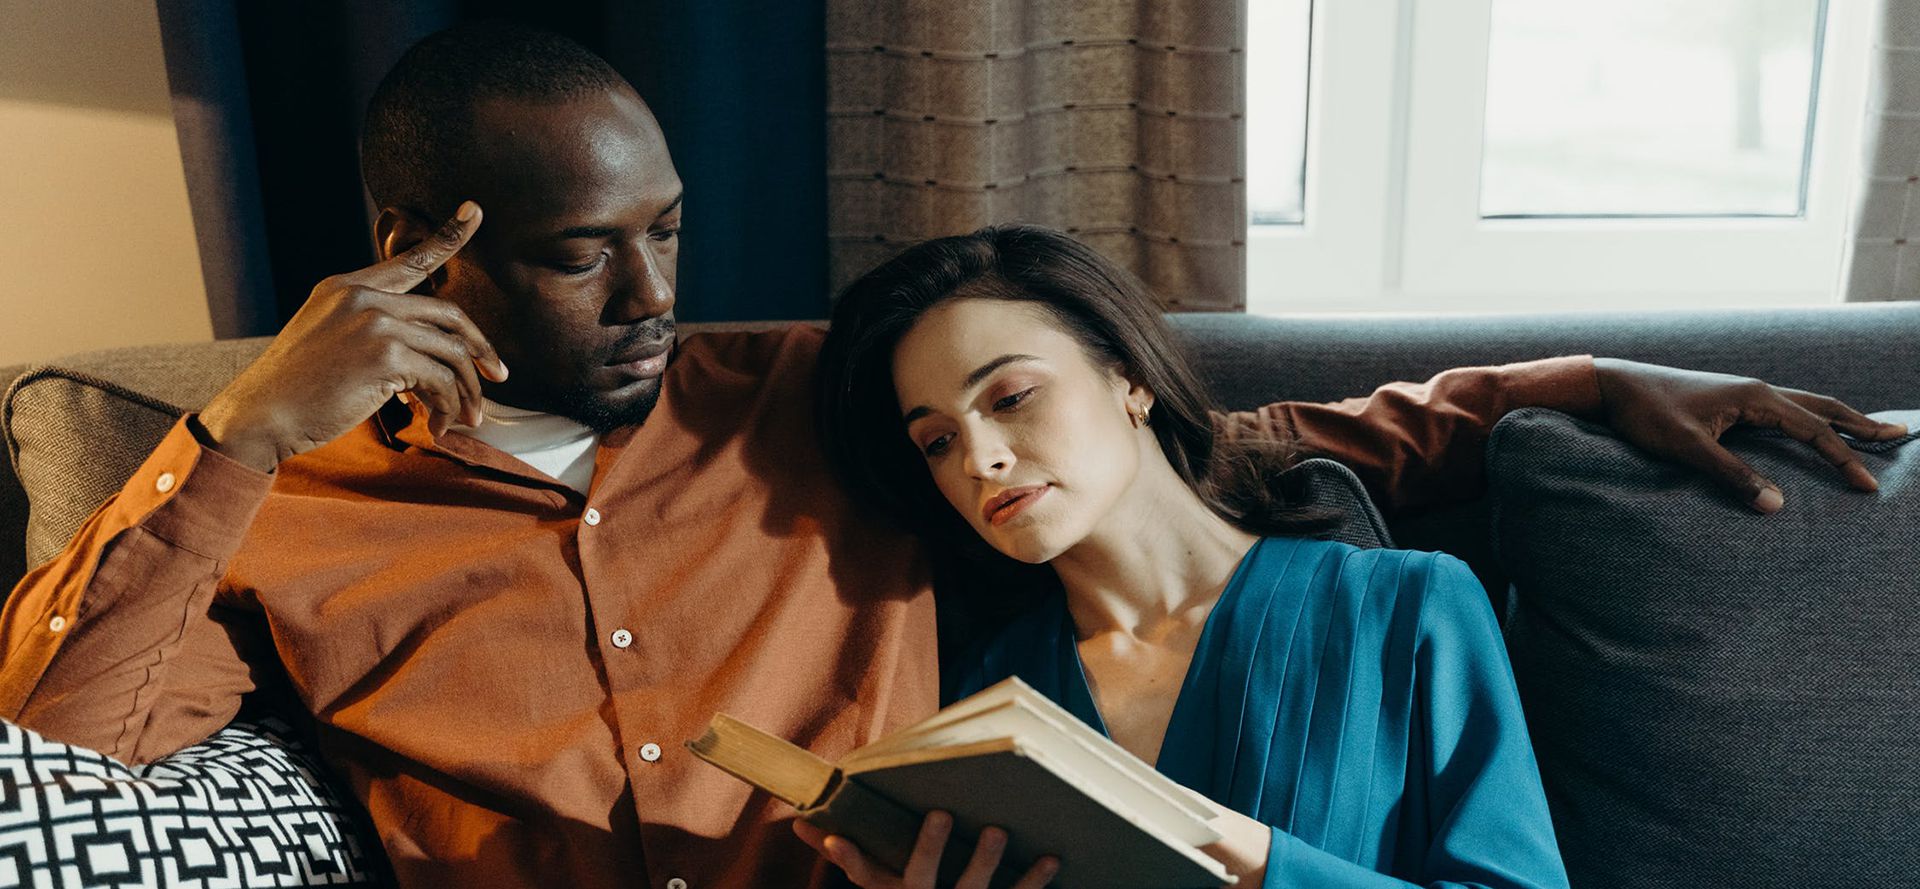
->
<box><xmin>843</xmin><ymin>678</ymin><xmax>1222</xmax><ymax>845</ymax></box>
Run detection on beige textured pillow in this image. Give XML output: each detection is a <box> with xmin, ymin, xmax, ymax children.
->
<box><xmin>3</xmin><ymin>338</ymin><xmax>269</xmax><ymax>570</ymax></box>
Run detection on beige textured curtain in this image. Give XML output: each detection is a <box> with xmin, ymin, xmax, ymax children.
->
<box><xmin>1844</xmin><ymin>0</ymin><xmax>1920</xmax><ymax>301</ymax></box>
<box><xmin>825</xmin><ymin>0</ymin><xmax>1246</xmax><ymax>311</ymax></box>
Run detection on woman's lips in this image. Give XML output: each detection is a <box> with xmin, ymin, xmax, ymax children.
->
<box><xmin>984</xmin><ymin>484</ymin><xmax>1050</xmax><ymax>527</ymax></box>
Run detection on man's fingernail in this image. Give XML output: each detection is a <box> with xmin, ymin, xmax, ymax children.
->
<box><xmin>1855</xmin><ymin>468</ymin><xmax>1880</xmax><ymax>492</ymax></box>
<box><xmin>1754</xmin><ymin>486</ymin><xmax>1784</xmax><ymax>513</ymax></box>
<box><xmin>457</xmin><ymin>201</ymin><xmax>478</xmax><ymax>222</ymax></box>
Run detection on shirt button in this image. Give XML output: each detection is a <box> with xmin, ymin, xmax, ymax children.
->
<box><xmin>155</xmin><ymin>472</ymin><xmax>176</xmax><ymax>493</ymax></box>
<box><xmin>47</xmin><ymin>616</ymin><xmax>66</xmax><ymax>633</ymax></box>
<box><xmin>583</xmin><ymin>507</ymin><xmax>602</xmax><ymax>526</ymax></box>
<box><xmin>611</xmin><ymin>629</ymin><xmax>632</xmax><ymax>649</ymax></box>
<box><xmin>666</xmin><ymin>879</ymin><xmax>688</xmax><ymax>889</ymax></box>
<box><xmin>640</xmin><ymin>743</ymin><xmax>662</xmax><ymax>763</ymax></box>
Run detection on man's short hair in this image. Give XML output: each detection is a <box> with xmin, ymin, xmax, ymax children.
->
<box><xmin>360</xmin><ymin>22</ymin><xmax>627</xmax><ymax>217</ymax></box>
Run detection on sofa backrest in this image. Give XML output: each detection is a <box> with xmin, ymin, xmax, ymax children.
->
<box><xmin>7</xmin><ymin>304</ymin><xmax>1920</xmax><ymax>593</ymax></box>
<box><xmin>1175</xmin><ymin>303</ymin><xmax>1920</xmax><ymax>592</ymax></box>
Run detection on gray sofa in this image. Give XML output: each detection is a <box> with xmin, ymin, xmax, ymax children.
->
<box><xmin>5</xmin><ymin>306</ymin><xmax>1919</xmax><ymax>887</ymax></box>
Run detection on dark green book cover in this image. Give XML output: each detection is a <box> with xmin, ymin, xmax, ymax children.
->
<box><xmin>689</xmin><ymin>678</ymin><xmax>1233</xmax><ymax>889</ymax></box>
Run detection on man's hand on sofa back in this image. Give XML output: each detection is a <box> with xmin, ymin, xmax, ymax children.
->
<box><xmin>1592</xmin><ymin>357</ymin><xmax>1908</xmax><ymax>513</ymax></box>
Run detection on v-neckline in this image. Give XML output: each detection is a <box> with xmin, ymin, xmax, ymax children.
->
<box><xmin>1058</xmin><ymin>537</ymin><xmax>1269</xmax><ymax>771</ymax></box>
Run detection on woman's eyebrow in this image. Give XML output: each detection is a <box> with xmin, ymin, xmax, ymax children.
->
<box><xmin>965</xmin><ymin>354</ymin><xmax>1041</xmax><ymax>389</ymax></box>
<box><xmin>901</xmin><ymin>354</ymin><xmax>1042</xmax><ymax>423</ymax></box>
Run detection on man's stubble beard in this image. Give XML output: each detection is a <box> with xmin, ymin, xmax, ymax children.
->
<box><xmin>519</xmin><ymin>317</ymin><xmax>676</xmax><ymax>433</ymax></box>
<box><xmin>552</xmin><ymin>378</ymin><xmax>663</xmax><ymax>434</ymax></box>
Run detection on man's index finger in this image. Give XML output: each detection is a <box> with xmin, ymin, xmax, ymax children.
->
<box><xmin>363</xmin><ymin>201</ymin><xmax>482</xmax><ymax>292</ymax></box>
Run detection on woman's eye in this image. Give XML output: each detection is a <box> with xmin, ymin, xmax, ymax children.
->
<box><xmin>992</xmin><ymin>387</ymin><xmax>1036</xmax><ymax>412</ymax></box>
<box><xmin>922</xmin><ymin>434</ymin><xmax>953</xmax><ymax>458</ymax></box>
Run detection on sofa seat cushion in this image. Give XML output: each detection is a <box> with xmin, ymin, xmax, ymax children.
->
<box><xmin>1488</xmin><ymin>407</ymin><xmax>1920</xmax><ymax>888</ymax></box>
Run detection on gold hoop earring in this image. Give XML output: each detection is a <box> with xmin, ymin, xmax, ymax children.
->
<box><xmin>1129</xmin><ymin>405</ymin><xmax>1150</xmax><ymax>428</ymax></box>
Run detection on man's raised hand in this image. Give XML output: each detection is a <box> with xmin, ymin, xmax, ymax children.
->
<box><xmin>197</xmin><ymin>201</ymin><xmax>509</xmax><ymax>473</ymax></box>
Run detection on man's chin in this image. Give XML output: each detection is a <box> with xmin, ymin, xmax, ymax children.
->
<box><xmin>555</xmin><ymin>377</ymin><xmax>664</xmax><ymax>433</ymax></box>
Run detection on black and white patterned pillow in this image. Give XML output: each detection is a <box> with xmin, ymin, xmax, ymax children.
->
<box><xmin>0</xmin><ymin>715</ymin><xmax>386</xmax><ymax>888</ymax></box>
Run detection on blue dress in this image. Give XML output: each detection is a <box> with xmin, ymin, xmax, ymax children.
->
<box><xmin>947</xmin><ymin>537</ymin><xmax>1569</xmax><ymax>889</ymax></box>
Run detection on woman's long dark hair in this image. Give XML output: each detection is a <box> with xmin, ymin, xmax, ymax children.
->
<box><xmin>815</xmin><ymin>225</ymin><xmax>1336</xmax><ymax>644</ymax></box>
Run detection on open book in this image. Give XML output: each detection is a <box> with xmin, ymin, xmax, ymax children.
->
<box><xmin>686</xmin><ymin>677</ymin><xmax>1234</xmax><ymax>888</ymax></box>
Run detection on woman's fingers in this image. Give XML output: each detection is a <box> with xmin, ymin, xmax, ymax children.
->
<box><xmin>822</xmin><ymin>836</ymin><xmax>895</xmax><ymax>888</ymax></box>
<box><xmin>1008</xmin><ymin>855</ymin><xmax>1062</xmax><ymax>889</ymax></box>
<box><xmin>954</xmin><ymin>826</ymin><xmax>1008</xmax><ymax>889</ymax></box>
<box><xmin>797</xmin><ymin>813</ymin><xmax>1051</xmax><ymax>889</ymax></box>
<box><xmin>901</xmin><ymin>810</ymin><xmax>953</xmax><ymax>888</ymax></box>
<box><xmin>791</xmin><ymin>819</ymin><xmax>829</xmax><ymax>854</ymax></box>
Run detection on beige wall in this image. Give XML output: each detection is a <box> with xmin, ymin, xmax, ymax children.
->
<box><xmin>0</xmin><ymin>0</ymin><xmax>212</xmax><ymax>366</ymax></box>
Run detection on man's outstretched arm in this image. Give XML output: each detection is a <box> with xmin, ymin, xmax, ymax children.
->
<box><xmin>1218</xmin><ymin>356</ymin><xmax>1908</xmax><ymax>516</ymax></box>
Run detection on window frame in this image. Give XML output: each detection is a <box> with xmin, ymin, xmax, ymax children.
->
<box><xmin>1246</xmin><ymin>0</ymin><xmax>1874</xmax><ymax>314</ymax></box>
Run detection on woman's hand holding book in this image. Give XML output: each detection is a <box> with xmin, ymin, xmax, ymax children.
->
<box><xmin>1199</xmin><ymin>806</ymin><xmax>1274</xmax><ymax>885</ymax></box>
<box><xmin>794</xmin><ymin>810</ymin><xmax>1061</xmax><ymax>889</ymax></box>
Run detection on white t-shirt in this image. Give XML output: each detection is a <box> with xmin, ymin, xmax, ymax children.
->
<box><xmin>452</xmin><ymin>400</ymin><xmax>598</xmax><ymax>495</ymax></box>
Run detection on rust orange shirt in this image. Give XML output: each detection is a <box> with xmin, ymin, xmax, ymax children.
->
<box><xmin>0</xmin><ymin>324</ymin><xmax>1598</xmax><ymax>888</ymax></box>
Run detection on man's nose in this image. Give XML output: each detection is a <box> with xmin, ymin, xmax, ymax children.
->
<box><xmin>610</xmin><ymin>245</ymin><xmax>675</xmax><ymax>321</ymax></box>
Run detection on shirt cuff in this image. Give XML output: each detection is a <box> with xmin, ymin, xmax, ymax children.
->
<box><xmin>114</xmin><ymin>415</ymin><xmax>276</xmax><ymax>562</ymax></box>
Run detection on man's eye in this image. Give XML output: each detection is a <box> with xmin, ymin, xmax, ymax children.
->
<box><xmin>549</xmin><ymin>255</ymin><xmax>605</xmax><ymax>275</ymax></box>
<box><xmin>651</xmin><ymin>228</ymin><xmax>681</xmax><ymax>243</ymax></box>
<box><xmin>922</xmin><ymin>434</ymin><xmax>953</xmax><ymax>458</ymax></box>
<box><xmin>993</xmin><ymin>387</ymin><xmax>1036</xmax><ymax>412</ymax></box>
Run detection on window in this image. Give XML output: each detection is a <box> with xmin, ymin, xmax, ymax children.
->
<box><xmin>1246</xmin><ymin>0</ymin><xmax>1871</xmax><ymax>313</ymax></box>
<box><xmin>1246</xmin><ymin>0</ymin><xmax>1313</xmax><ymax>225</ymax></box>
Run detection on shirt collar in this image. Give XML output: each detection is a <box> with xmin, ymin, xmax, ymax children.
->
<box><xmin>375</xmin><ymin>396</ymin><xmax>583</xmax><ymax>495</ymax></box>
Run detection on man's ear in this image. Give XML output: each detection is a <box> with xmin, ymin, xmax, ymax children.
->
<box><xmin>373</xmin><ymin>206</ymin><xmax>446</xmax><ymax>295</ymax></box>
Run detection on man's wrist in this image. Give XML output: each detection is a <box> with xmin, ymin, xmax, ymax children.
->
<box><xmin>187</xmin><ymin>411</ymin><xmax>281</xmax><ymax>474</ymax></box>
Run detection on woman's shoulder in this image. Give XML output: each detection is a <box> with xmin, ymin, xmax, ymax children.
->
<box><xmin>1248</xmin><ymin>537</ymin><xmax>1497</xmax><ymax>661</ymax></box>
<box><xmin>1254</xmin><ymin>535</ymin><xmax>1470</xmax><ymax>572</ymax></box>
<box><xmin>1249</xmin><ymin>537</ymin><xmax>1484</xmax><ymax>611</ymax></box>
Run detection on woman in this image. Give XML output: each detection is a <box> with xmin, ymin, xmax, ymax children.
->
<box><xmin>803</xmin><ymin>225</ymin><xmax>1570</xmax><ymax>889</ymax></box>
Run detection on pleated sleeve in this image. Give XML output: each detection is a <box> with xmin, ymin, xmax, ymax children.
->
<box><xmin>1260</xmin><ymin>554</ymin><xmax>1568</xmax><ymax>889</ymax></box>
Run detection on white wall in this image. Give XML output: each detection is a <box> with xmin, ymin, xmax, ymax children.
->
<box><xmin>0</xmin><ymin>0</ymin><xmax>212</xmax><ymax>366</ymax></box>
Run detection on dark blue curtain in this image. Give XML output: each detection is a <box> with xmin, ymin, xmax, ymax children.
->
<box><xmin>156</xmin><ymin>0</ymin><xmax>829</xmax><ymax>332</ymax></box>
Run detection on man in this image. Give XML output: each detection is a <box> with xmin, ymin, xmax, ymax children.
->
<box><xmin>0</xmin><ymin>23</ymin><xmax>1901</xmax><ymax>889</ymax></box>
